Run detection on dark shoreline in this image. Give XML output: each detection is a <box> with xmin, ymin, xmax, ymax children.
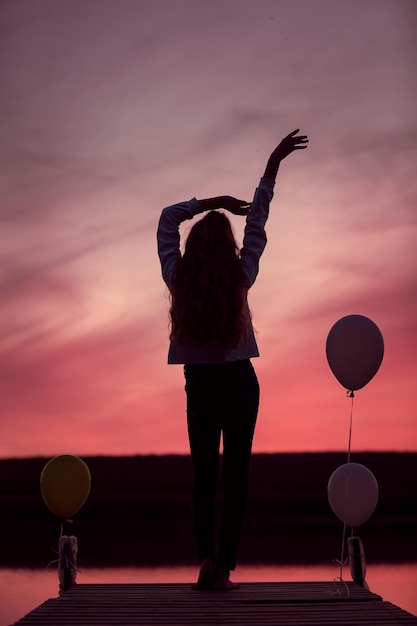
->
<box><xmin>1</xmin><ymin>452</ymin><xmax>416</xmax><ymax>567</ymax></box>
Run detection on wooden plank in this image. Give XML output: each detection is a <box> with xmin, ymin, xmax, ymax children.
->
<box><xmin>12</xmin><ymin>582</ymin><xmax>417</xmax><ymax>625</ymax></box>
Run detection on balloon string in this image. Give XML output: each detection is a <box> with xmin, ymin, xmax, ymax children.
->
<box><xmin>337</xmin><ymin>521</ymin><xmax>348</xmax><ymax>581</ymax></box>
<box><xmin>334</xmin><ymin>392</ymin><xmax>355</xmax><ymax>585</ymax></box>
<box><xmin>60</xmin><ymin>519</ymin><xmax>74</xmax><ymax>538</ymax></box>
<box><xmin>331</xmin><ymin>575</ymin><xmax>350</xmax><ymax>597</ymax></box>
<box><xmin>347</xmin><ymin>391</ymin><xmax>354</xmax><ymax>464</ymax></box>
<box><xmin>46</xmin><ymin>550</ymin><xmax>81</xmax><ymax>576</ymax></box>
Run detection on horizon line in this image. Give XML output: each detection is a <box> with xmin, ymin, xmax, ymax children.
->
<box><xmin>1</xmin><ymin>449</ymin><xmax>416</xmax><ymax>462</ymax></box>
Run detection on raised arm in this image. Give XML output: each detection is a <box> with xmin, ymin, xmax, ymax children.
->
<box><xmin>239</xmin><ymin>129</ymin><xmax>308</xmax><ymax>287</ymax></box>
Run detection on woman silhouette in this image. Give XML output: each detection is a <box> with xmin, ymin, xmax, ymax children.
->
<box><xmin>157</xmin><ymin>130</ymin><xmax>308</xmax><ymax>590</ymax></box>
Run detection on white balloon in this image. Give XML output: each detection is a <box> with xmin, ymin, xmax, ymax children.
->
<box><xmin>327</xmin><ymin>463</ymin><xmax>378</xmax><ymax>527</ymax></box>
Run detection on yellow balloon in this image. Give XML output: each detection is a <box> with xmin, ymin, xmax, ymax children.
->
<box><xmin>40</xmin><ymin>455</ymin><xmax>91</xmax><ymax>518</ymax></box>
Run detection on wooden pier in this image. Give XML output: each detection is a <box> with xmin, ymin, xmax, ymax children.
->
<box><xmin>11</xmin><ymin>581</ymin><xmax>417</xmax><ymax>625</ymax></box>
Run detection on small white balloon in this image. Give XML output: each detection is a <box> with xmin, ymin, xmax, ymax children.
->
<box><xmin>327</xmin><ymin>463</ymin><xmax>378</xmax><ymax>527</ymax></box>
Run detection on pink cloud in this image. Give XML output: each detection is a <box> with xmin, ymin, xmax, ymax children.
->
<box><xmin>0</xmin><ymin>317</ymin><xmax>171</xmax><ymax>456</ymax></box>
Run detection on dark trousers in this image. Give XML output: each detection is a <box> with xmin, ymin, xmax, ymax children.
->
<box><xmin>184</xmin><ymin>359</ymin><xmax>259</xmax><ymax>571</ymax></box>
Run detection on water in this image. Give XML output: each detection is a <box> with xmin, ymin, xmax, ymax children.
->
<box><xmin>1</xmin><ymin>563</ymin><xmax>416</xmax><ymax>626</ymax></box>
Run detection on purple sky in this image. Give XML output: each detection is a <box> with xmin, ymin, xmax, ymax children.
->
<box><xmin>1</xmin><ymin>0</ymin><xmax>416</xmax><ymax>458</ymax></box>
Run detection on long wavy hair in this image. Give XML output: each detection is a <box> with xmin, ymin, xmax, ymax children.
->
<box><xmin>169</xmin><ymin>210</ymin><xmax>250</xmax><ymax>348</ymax></box>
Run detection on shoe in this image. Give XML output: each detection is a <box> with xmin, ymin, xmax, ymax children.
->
<box><xmin>191</xmin><ymin>558</ymin><xmax>216</xmax><ymax>590</ymax></box>
<box><xmin>212</xmin><ymin>566</ymin><xmax>239</xmax><ymax>591</ymax></box>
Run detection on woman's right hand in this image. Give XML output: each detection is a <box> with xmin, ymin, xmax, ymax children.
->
<box><xmin>264</xmin><ymin>129</ymin><xmax>308</xmax><ymax>180</ymax></box>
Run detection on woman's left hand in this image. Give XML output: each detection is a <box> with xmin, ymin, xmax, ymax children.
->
<box><xmin>217</xmin><ymin>196</ymin><xmax>251</xmax><ymax>215</ymax></box>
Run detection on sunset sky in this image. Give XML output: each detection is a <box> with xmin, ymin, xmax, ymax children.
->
<box><xmin>1</xmin><ymin>0</ymin><xmax>416</xmax><ymax>458</ymax></box>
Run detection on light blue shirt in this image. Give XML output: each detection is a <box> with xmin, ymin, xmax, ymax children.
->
<box><xmin>157</xmin><ymin>177</ymin><xmax>275</xmax><ymax>364</ymax></box>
